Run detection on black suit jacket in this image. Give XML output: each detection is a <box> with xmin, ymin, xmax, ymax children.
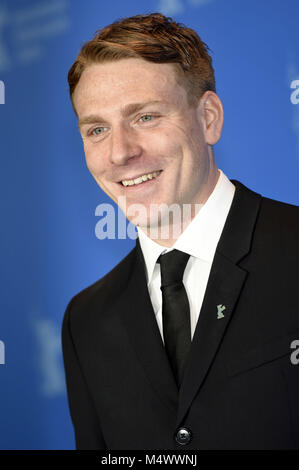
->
<box><xmin>61</xmin><ymin>180</ymin><xmax>299</xmax><ymax>450</ymax></box>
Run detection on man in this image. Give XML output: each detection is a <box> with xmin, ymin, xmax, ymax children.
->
<box><xmin>61</xmin><ymin>12</ymin><xmax>299</xmax><ymax>450</ymax></box>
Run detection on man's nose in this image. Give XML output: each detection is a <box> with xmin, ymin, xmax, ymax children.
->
<box><xmin>109</xmin><ymin>125</ymin><xmax>142</xmax><ymax>165</ymax></box>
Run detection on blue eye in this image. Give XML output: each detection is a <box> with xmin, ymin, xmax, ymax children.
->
<box><xmin>140</xmin><ymin>115</ymin><xmax>153</xmax><ymax>122</ymax></box>
<box><xmin>92</xmin><ymin>127</ymin><xmax>104</xmax><ymax>135</ymax></box>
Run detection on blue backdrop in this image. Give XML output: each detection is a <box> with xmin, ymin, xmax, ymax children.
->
<box><xmin>0</xmin><ymin>0</ymin><xmax>298</xmax><ymax>449</ymax></box>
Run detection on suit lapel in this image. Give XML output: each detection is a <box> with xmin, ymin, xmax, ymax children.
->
<box><xmin>176</xmin><ymin>252</ymin><xmax>248</xmax><ymax>426</ymax></box>
<box><xmin>176</xmin><ymin>180</ymin><xmax>262</xmax><ymax>427</ymax></box>
<box><xmin>120</xmin><ymin>237</ymin><xmax>179</xmax><ymax>414</ymax></box>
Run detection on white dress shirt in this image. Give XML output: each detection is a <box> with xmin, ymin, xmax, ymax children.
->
<box><xmin>136</xmin><ymin>169</ymin><xmax>236</xmax><ymax>343</ymax></box>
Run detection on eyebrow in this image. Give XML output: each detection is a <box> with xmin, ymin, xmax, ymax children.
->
<box><xmin>77</xmin><ymin>100</ymin><xmax>165</xmax><ymax>129</ymax></box>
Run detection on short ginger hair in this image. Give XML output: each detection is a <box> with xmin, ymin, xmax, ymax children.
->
<box><xmin>68</xmin><ymin>12</ymin><xmax>216</xmax><ymax>112</ymax></box>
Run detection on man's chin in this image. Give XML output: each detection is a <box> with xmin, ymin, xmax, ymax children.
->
<box><xmin>131</xmin><ymin>211</ymin><xmax>184</xmax><ymax>242</ymax></box>
<box><xmin>126</xmin><ymin>208</ymin><xmax>158</xmax><ymax>227</ymax></box>
<box><xmin>128</xmin><ymin>201</ymin><xmax>202</xmax><ymax>241</ymax></box>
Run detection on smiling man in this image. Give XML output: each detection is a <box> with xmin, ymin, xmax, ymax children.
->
<box><xmin>62</xmin><ymin>13</ymin><xmax>299</xmax><ymax>450</ymax></box>
<box><xmin>73</xmin><ymin>50</ymin><xmax>221</xmax><ymax>242</ymax></box>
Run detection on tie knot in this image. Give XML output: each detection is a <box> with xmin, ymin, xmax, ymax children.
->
<box><xmin>157</xmin><ymin>249</ymin><xmax>190</xmax><ymax>287</ymax></box>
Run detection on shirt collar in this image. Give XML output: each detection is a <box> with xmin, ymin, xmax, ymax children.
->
<box><xmin>136</xmin><ymin>169</ymin><xmax>235</xmax><ymax>285</ymax></box>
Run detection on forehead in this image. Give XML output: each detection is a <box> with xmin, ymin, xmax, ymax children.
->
<box><xmin>73</xmin><ymin>58</ymin><xmax>187</xmax><ymax>116</ymax></box>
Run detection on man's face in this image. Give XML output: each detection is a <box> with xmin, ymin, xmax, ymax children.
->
<box><xmin>73</xmin><ymin>58</ymin><xmax>216</xmax><ymax>229</ymax></box>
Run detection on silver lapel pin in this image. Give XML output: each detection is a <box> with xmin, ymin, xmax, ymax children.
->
<box><xmin>217</xmin><ymin>304</ymin><xmax>226</xmax><ymax>319</ymax></box>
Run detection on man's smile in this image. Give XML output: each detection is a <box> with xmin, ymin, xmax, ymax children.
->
<box><xmin>118</xmin><ymin>169</ymin><xmax>163</xmax><ymax>188</ymax></box>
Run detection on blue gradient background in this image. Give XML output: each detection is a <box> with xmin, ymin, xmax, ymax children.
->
<box><xmin>0</xmin><ymin>0</ymin><xmax>298</xmax><ymax>449</ymax></box>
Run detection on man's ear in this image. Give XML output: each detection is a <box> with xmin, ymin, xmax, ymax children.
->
<box><xmin>198</xmin><ymin>90</ymin><xmax>224</xmax><ymax>145</ymax></box>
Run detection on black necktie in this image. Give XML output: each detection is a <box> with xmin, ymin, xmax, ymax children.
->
<box><xmin>157</xmin><ymin>249</ymin><xmax>191</xmax><ymax>387</ymax></box>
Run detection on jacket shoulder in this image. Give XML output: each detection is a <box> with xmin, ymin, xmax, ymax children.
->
<box><xmin>232</xmin><ymin>179</ymin><xmax>299</xmax><ymax>236</ymax></box>
<box><xmin>258</xmin><ymin>193</ymin><xmax>299</xmax><ymax>240</ymax></box>
<box><xmin>261</xmin><ymin>192</ymin><xmax>299</xmax><ymax>214</ymax></box>
<box><xmin>64</xmin><ymin>244</ymin><xmax>137</xmax><ymax>319</ymax></box>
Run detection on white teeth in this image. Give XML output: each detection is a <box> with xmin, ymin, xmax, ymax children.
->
<box><xmin>121</xmin><ymin>170</ymin><xmax>161</xmax><ymax>186</ymax></box>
